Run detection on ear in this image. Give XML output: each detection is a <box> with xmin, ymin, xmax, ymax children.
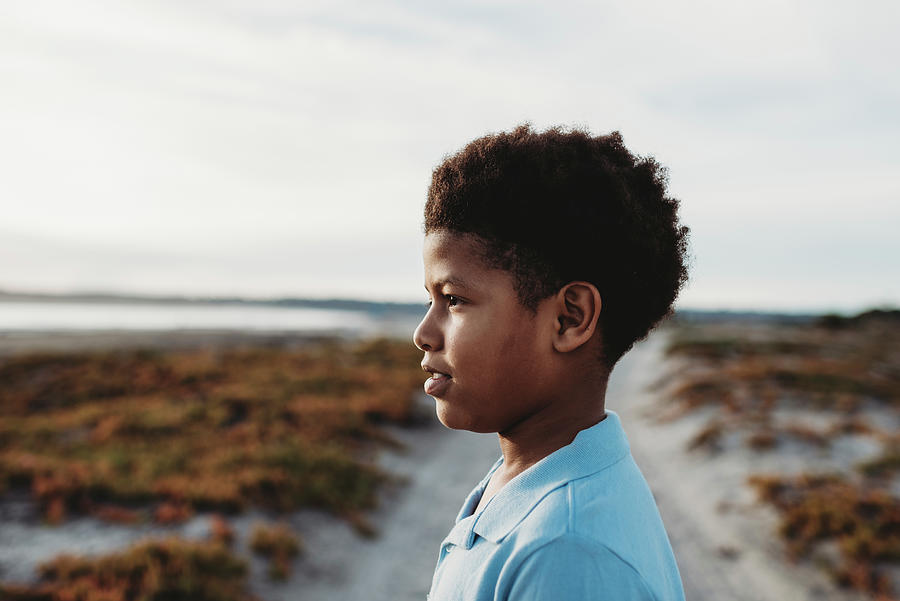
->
<box><xmin>552</xmin><ymin>281</ymin><xmax>602</xmax><ymax>353</ymax></box>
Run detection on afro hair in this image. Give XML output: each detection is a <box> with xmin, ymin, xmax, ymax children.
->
<box><xmin>424</xmin><ymin>124</ymin><xmax>690</xmax><ymax>369</ymax></box>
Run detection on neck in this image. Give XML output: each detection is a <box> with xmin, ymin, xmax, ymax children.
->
<box><xmin>496</xmin><ymin>377</ymin><xmax>608</xmax><ymax>479</ymax></box>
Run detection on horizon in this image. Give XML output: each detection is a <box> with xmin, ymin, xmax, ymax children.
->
<box><xmin>1</xmin><ymin>285</ymin><xmax>895</xmax><ymax>317</ymax></box>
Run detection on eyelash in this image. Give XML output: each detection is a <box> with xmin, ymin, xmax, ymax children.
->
<box><xmin>425</xmin><ymin>294</ymin><xmax>463</xmax><ymax>308</ymax></box>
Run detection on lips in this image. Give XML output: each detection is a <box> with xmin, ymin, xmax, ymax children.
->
<box><xmin>422</xmin><ymin>364</ymin><xmax>452</xmax><ymax>396</ymax></box>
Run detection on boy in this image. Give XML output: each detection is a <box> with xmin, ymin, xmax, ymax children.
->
<box><xmin>414</xmin><ymin>125</ymin><xmax>689</xmax><ymax>600</ymax></box>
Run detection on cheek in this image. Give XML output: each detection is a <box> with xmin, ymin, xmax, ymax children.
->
<box><xmin>483</xmin><ymin>322</ymin><xmax>543</xmax><ymax>382</ymax></box>
<box><xmin>500</xmin><ymin>322</ymin><xmax>552</xmax><ymax>384</ymax></box>
<box><xmin>446</xmin><ymin>312</ymin><xmax>546</xmax><ymax>386</ymax></box>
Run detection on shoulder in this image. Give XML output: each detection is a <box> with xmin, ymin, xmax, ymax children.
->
<box><xmin>495</xmin><ymin>460</ymin><xmax>676</xmax><ymax>601</ymax></box>
<box><xmin>512</xmin><ymin>453</ymin><xmax>648</xmax><ymax>541</ymax></box>
<box><xmin>502</xmin><ymin>533</ymin><xmax>657</xmax><ymax>601</ymax></box>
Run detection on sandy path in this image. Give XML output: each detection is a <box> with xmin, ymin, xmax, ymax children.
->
<box><xmin>611</xmin><ymin>330</ymin><xmax>864</xmax><ymax>601</ymax></box>
<box><xmin>254</xmin><ymin>401</ymin><xmax>500</xmax><ymax>601</ymax></box>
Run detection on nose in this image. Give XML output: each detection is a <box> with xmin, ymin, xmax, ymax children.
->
<box><xmin>413</xmin><ymin>305</ymin><xmax>442</xmax><ymax>352</ymax></box>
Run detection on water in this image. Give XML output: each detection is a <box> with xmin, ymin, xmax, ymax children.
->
<box><xmin>0</xmin><ymin>301</ymin><xmax>375</xmax><ymax>333</ymax></box>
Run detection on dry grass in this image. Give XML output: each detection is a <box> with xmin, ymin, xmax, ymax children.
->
<box><xmin>0</xmin><ymin>338</ymin><xmax>424</xmax><ymax>524</ymax></box>
<box><xmin>0</xmin><ymin>537</ymin><xmax>252</xmax><ymax>601</ymax></box>
<box><xmin>665</xmin><ymin>310</ymin><xmax>900</xmax><ymax>598</ymax></box>
<box><xmin>666</xmin><ymin>312</ymin><xmax>899</xmax><ymax>446</ymax></box>
<box><xmin>687</xmin><ymin>419</ymin><xmax>726</xmax><ymax>452</ymax></box>
<box><xmin>0</xmin><ymin>337</ymin><xmax>426</xmax><ymax>599</ymax></box>
<box><xmin>249</xmin><ymin>522</ymin><xmax>302</xmax><ymax>580</ymax></box>
<box><xmin>666</xmin><ymin>312</ymin><xmax>899</xmax><ymax>417</ymax></box>
<box><xmin>859</xmin><ymin>444</ymin><xmax>900</xmax><ymax>479</ymax></box>
<box><xmin>749</xmin><ymin>474</ymin><xmax>900</xmax><ymax>599</ymax></box>
<box><xmin>209</xmin><ymin>514</ymin><xmax>235</xmax><ymax>546</ymax></box>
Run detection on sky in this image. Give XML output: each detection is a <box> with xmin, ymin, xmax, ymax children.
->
<box><xmin>1</xmin><ymin>0</ymin><xmax>898</xmax><ymax>313</ymax></box>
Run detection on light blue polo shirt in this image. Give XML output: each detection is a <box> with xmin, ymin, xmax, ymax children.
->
<box><xmin>427</xmin><ymin>411</ymin><xmax>684</xmax><ymax>601</ymax></box>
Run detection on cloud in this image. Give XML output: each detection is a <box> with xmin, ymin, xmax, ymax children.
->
<box><xmin>0</xmin><ymin>0</ymin><xmax>897</xmax><ymax>310</ymax></box>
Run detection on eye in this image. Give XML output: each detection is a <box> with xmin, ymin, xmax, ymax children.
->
<box><xmin>447</xmin><ymin>295</ymin><xmax>462</xmax><ymax>307</ymax></box>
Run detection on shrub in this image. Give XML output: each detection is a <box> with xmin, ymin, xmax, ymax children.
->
<box><xmin>1</xmin><ymin>537</ymin><xmax>251</xmax><ymax>601</ymax></box>
<box><xmin>249</xmin><ymin>522</ymin><xmax>302</xmax><ymax>580</ymax></box>
<box><xmin>0</xmin><ymin>339</ymin><xmax>423</xmax><ymax>524</ymax></box>
<box><xmin>749</xmin><ymin>473</ymin><xmax>899</xmax><ymax>598</ymax></box>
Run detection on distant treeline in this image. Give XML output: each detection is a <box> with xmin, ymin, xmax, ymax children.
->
<box><xmin>0</xmin><ymin>289</ymin><xmax>426</xmax><ymax>316</ymax></box>
<box><xmin>673</xmin><ymin>307</ymin><xmax>899</xmax><ymax>326</ymax></box>
<box><xmin>1</xmin><ymin>289</ymin><xmax>895</xmax><ymax>323</ymax></box>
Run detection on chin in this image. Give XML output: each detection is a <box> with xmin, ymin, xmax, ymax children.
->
<box><xmin>434</xmin><ymin>402</ymin><xmax>495</xmax><ymax>434</ymax></box>
<box><xmin>434</xmin><ymin>402</ymin><xmax>464</xmax><ymax>430</ymax></box>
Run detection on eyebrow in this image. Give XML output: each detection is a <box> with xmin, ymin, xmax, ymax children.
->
<box><xmin>425</xmin><ymin>276</ymin><xmax>472</xmax><ymax>291</ymax></box>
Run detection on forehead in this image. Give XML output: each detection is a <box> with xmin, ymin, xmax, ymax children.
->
<box><xmin>422</xmin><ymin>231</ymin><xmax>511</xmax><ymax>290</ymax></box>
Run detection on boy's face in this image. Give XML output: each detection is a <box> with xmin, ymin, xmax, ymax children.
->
<box><xmin>414</xmin><ymin>230</ymin><xmax>556</xmax><ymax>433</ymax></box>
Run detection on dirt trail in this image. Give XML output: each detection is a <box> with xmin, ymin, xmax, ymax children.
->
<box><xmin>611</xmin><ymin>330</ymin><xmax>863</xmax><ymax>601</ymax></box>
<box><xmin>257</xmin><ymin>403</ymin><xmax>500</xmax><ymax>601</ymax></box>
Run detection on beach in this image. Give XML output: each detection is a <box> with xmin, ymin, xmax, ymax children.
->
<box><xmin>1</xmin><ymin>318</ymin><xmax>894</xmax><ymax>600</ymax></box>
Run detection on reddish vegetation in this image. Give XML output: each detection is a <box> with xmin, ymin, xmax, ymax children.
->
<box><xmin>0</xmin><ymin>537</ymin><xmax>252</xmax><ymax>601</ymax></box>
<box><xmin>666</xmin><ymin>310</ymin><xmax>900</xmax><ymax>598</ymax></box>
<box><xmin>153</xmin><ymin>501</ymin><xmax>194</xmax><ymax>525</ymax></box>
<box><xmin>209</xmin><ymin>514</ymin><xmax>235</xmax><ymax>546</ymax></box>
<box><xmin>0</xmin><ymin>338</ymin><xmax>424</xmax><ymax>523</ymax></box>
<box><xmin>749</xmin><ymin>474</ymin><xmax>900</xmax><ymax>599</ymax></box>
<box><xmin>665</xmin><ymin>312</ymin><xmax>899</xmax><ymax>454</ymax></box>
<box><xmin>249</xmin><ymin>522</ymin><xmax>302</xmax><ymax>581</ymax></box>
<box><xmin>0</xmin><ymin>337</ymin><xmax>424</xmax><ymax>598</ymax></box>
<box><xmin>91</xmin><ymin>505</ymin><xmax>141</xmax><ymax>525</ymax></box>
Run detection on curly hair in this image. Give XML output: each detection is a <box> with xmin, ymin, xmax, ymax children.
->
<box><xmin>424</xmin><ymin>124</ymin><xmax>690</xmax><ymax>370</ymax></box>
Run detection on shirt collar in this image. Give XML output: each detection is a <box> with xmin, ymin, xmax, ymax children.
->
<box><xmin>464</xmin><ymin>410</ymin><xmax>630</xmax><ymax>546</ymax></box>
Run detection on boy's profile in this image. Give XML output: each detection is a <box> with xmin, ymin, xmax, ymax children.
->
<box><xmin>414</xmin><ymin>125</ymin><xmax>689</xmax><ymax>600</ymax></box>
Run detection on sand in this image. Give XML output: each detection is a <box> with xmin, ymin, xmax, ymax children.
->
<box><xmin>611</xmin><ymin>329</ymin><xmax>867</xmax><ymax>601</ymax></box>
<box><xmin>0</xmin><ymin>327</ymin><xmax>872</xmax><ymax>600</ymax></box>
